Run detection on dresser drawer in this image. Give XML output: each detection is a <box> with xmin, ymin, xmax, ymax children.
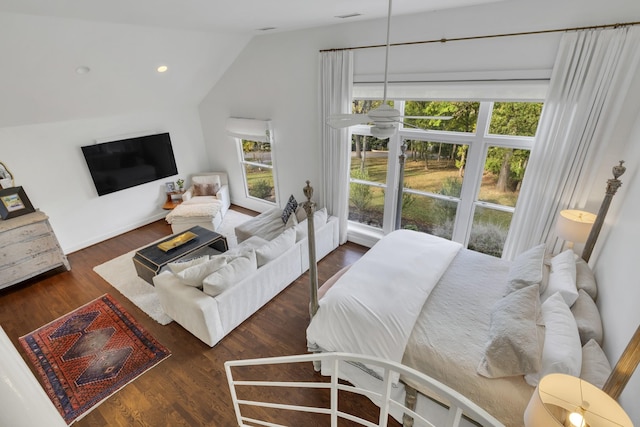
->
<box><xmin>0</xmin><ymin>222</ymin><xmax>51</xmax><ymax>250</ymax></box>
<box><xmin>0</xmin><ymin>251</ymin><xmax>66</xmax><ymax>289</ymax></box>
<box><xmin>0</xmin><ymin>233</ymin><xmax>60</xmax><ymax>268</ymax></box>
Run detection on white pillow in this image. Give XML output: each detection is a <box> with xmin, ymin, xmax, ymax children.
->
<box><xmin>580</xmin><ymin>339</ymin><xmax>612</xmax><ymax>388</ymax></box>
<box><xmin>506</xmin><ymin>244</ymin><xmax>546</xmax><ymax>294</ymax></box>
<box><xmin>477</xmin><ymin>285</ymin><xmax>544</xmax><ymax>378</ymax></box>
<box><xmin>571</xmin><ymin>289</ymin><xmax>603</xmax><ymax>346</ymax></box>
<box><xmin>202</xmin><ymin>249</ymin><xmax>257</xmax><ymax>297</ymax></box>
<box><xmin>575</xmin><ymin>257</ymin><xmax>598</xmax><ymax>300</ymax></box>
<box><xmin>525</xmin><ymin>292</ymin><xmax>582</xmax><ymax>387</ymax></box>
<box><xmin>541</xmin><ymin>249</ymin><xmax>578</xmax><ymax>306</ymax></box>
<box><xmin>256</xmin><ymin>227</ymin><xmax>296</xmax><ymax>267</ymax></box>
<box><xmin>295</xmin><ymin>207</ymin><xmax>328</xmax><ymax>242</ymax></box>
<box><xmin>224</xmin><ymin>235</ymin><xmax>269</xmax><ymax>258</ymax></box>
<box><xmin>176</xmin><ymin>255</ymin><xmax>227</xmax><ymax>287</ymax></box>
<box><xmin>167</xmin><ymin>255</ymin><xmax>209</xmax><ymax>274</ymax></box>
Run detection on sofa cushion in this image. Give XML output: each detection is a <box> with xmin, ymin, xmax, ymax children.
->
<box><xmin>235</xmin><ymin>208</ymin><xmax>288</xmax><ymax>242</ymax></box>
<box><xmin>295</xmin><ymin>207</ymin><xmax>328</xmax><ymax>242</ymax></box>
<box><xmin>167</xmin><ymin>255</ymin><xmax>210</xmax><ymax>275</ymax></box>
<box><xmin>202</xmin><ymin>249</ymin><xmax>257</xmax><ymax>297</ymax></box>
<box><xmin>256</xmin><ymin>227</ymin><xmax>296</xmax><ymax>267</ymax></box>
<box><xmin>176</xmin><ymin>255</ymin><xmax>228</xmax><ymax>287</ymax></box>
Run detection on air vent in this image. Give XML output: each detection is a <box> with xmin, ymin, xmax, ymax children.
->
<box><xmin>335</xmin><ymin>13</ymin><xmax>362</xmax><ymax>19</ymax></box>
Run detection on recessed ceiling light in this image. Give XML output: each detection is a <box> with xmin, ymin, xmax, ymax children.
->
<box><xmin>257</xmin><ymin>27</ymin><xmax>276</xmax><ymax>31</ymax></box>
<box><xmin>75</xmin><ymin>66</ymin><xmax>90</xmax><ymax>74</ymax></box>
<box><xmin>157</xmin><ymin>65</ymin><xmax>168</xmax><ymax>73</ymax></box>
<box><xmin>335</xmin><ymin>13</ymin><xmax>362</xmax><ymax>19</ymax></box>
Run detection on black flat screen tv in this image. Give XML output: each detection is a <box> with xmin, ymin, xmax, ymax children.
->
<box><xmin>81</xmin><ymin>132</ymin><xmax>178</xmax><ymax>196</ymax></box>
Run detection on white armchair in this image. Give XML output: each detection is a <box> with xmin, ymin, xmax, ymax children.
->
<box><xmin>182</xmin><ymin>172</ymin><xmax>230</xmax><ymax>216</ymax></box>
<box><xmin>165</xmin><ymin>172</ymin><xmax>231</xmax><ymax>233</ymax></box>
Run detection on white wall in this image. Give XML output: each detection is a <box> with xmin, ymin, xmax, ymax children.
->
<box><xmin>199</xmin><ymin>0</ymin><xmax>640</xmax><ymax>422</ymax></box>
<box><xmin>0</xmin><ymin>108</ymin><xmax>210</xmax><ymax>253</ymax></box>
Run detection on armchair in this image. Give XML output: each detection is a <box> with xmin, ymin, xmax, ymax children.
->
<box><xmin>165</xmin><ymin>172</ymin><xmax>231</xmax><ymax>233</ymax></box>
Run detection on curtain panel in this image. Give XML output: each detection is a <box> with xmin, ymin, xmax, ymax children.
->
<box><xmin>319</xmin><ymin>50</ymin><xmax>353</xmax><ymax>244</ymax></box>
<box><xmin>503</xmin><ymin>26</ymin><xmax>640</xmax><ymax>259</ymax></box>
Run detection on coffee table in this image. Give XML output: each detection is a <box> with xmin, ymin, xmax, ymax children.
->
<box><xmin>132</xmin><ymin>225</ymin><xmax>228</xmax><ymax>284</ymax></box>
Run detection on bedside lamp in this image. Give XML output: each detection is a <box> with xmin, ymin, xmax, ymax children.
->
<box><xmin>556</xmin><ymin>209</ymin><xmax>596</xmax><ymax>249</ymax></box>
<box><xmin>524</xmin><ymin>374</ymin><xmax>632</xmax><ymax>427</ymax></box>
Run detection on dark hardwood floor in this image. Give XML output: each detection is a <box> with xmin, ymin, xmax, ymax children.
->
<box><xmin>0</xmin><ymin>206</ymin><xmax>398</xmax><ymax>426</ymax></box>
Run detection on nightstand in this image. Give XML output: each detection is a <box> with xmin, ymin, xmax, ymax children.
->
<box><xmin>162</xmin><ymin>190</ymin><xmax>185</xmax><ymax>210</ymax></box>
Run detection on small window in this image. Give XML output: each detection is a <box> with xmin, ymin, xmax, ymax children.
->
<box><xmin>239</xmin><ymin>139</ymin><xmax>276</xmax><ymax>203</ymax></box>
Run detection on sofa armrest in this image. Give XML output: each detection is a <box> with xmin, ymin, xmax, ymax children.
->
<box><xmin>182</xmin><ymin>187</ymin><xmax>195</xmax><ymax>201</ymax></box>
<box><xmin>215</xmin><ymin>185</ymin><xmax>230</xmax><ymax>215</ymax></box>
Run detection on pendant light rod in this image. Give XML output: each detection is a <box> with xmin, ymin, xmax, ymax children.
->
<box><xmin>382</xmin><ymin>0</ymin><xmax>392</xmax><ymax>104</ymax></box>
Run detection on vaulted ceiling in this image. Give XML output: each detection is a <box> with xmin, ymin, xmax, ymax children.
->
<box><xmin>0</xmin><ymin>0</ymin><xmax>509</xmax><ymax>128</ymax></box>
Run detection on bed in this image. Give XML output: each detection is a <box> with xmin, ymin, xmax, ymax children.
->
<box><xmin>306</xmin><ymin>229</ymin><xmax>608</xmax><ymax>427</ymax></box>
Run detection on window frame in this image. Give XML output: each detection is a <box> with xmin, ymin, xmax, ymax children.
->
<box><xmin>235</xmin><ymin>137</ymin><xmax>279</xmax><ymax>206</ymax></box>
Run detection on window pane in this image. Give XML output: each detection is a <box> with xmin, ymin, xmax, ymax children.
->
<box><xmin>478</xmin><ymin>147</ymin><xmax>530</xmax><ymax>207</ymax></box>
<box><xmin>352</xmin><ymin>99</ymin><xmax>393</xmax><ymax>115</ymax></box>
<box><xmin>403</xmin><ymin>140</ymin><xmax>467</xmax><ymax>197</ymax></box>
<box><xmin>244</xmin><ymin>164</ymin><xmax>275</xmax><ymax>202</ymax></box>
<box><xmin>488</xmin><ymin>102</ymin><xmax>543</xmax><ymax>136</ymax></box>
<box><xmin>404</xmin><ymin>101</ymin><xmax>480</xmax><ymax>132</ymax></box>
<box><xmin>349</xmin><ymin>182</ymin><xmax>384</xmax><ymax>228</ymax></box>
<box><xmin>468</xmin><ymin>205</ymin><xmax>512</xmax><ymax>257</ymax></box>
<box><xmin>350</xmin><ymin>135</ymin><xmax>389</xmax><ymax>184</ymax></box>
<box><xmin>401</xmin><ymin>194</ymin><xmax>457</xmax><ymax>240</ymax></box>
<box><xmin>242</xmin><ymin>140</ymin><xmax>272</xmax><ymax>165</ymax></box>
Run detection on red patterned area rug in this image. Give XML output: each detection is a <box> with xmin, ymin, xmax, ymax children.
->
<box><xmin>19</xmin><ymin>294</ymin><xmax>171</xmax><ymax>424</ymax></box>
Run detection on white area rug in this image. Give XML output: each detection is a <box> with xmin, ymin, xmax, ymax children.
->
<box><xmin>93</xmin><ymin>209</ymin><xmax>253</xmax><ymax>325</ymax></box>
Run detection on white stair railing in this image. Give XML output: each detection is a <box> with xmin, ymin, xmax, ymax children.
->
<box><xmin>225</xmin><ymin>352</ymin><xmax>504</xmax><ymax>427</ymax></box>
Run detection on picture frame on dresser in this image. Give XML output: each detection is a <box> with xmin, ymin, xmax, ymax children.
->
<box><xmin>0</xmin><ymin>186</ymin><xmax>35</xmax><ymax>220</ymax></box>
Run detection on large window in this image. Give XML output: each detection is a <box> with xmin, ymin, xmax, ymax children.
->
<box><xmin>348</xmin><ymin>96</ymin><xmax>543</xmax><ymax>258</ymax></box>
<box><xmin>238</xmin><ymin>139</ymin><xmax>277</xmax><ymax>203</ymax></box>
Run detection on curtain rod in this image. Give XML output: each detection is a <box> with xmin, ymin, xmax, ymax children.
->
<box><xmin>319</xmin><ymin>20</ymin><xmax>640</xmax><ymax>52</ymax></box>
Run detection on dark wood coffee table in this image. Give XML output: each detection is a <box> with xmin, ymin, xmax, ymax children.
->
<box><xmin>132</xmin><ymin>226</ymin><xmax>228</xmax><ymax>284</ymax></box>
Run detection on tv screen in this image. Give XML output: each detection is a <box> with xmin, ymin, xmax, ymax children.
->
<box><xmin>81</xmin><ymin>132</ymin><xmax>178</xmax><ymax>196</ymax></box>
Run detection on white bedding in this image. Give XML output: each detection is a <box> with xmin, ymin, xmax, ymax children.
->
<box><xmin>306</xmin><ymin>229</ymin><xmax>461</xmax><ymax>380</ymax></box>
<box><xmin>401</xmin><ymin>248</ymin><xmax>533</xmax><ymax>427</ymax></box>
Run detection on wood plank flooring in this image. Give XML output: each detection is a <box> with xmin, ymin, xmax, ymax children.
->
<box><xmin>0</xmin><ymin>207</ymin><xmax>399</xmax><ymax>427</ymax></box>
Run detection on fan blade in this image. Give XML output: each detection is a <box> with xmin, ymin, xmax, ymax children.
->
<box><xmin>327</xmin><ymin>114</ymin><xmax>369</xmax><ymax>128</ymax></box>
<box><xmin>401</xmin><ymin>115</ymin><xmax>453</xmax><ymax>120</ymax></box>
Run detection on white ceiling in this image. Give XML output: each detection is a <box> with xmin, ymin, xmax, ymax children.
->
<box><xmin>0</xmin><ymin>0</ymin><xmax>511</xmax><ymax>128</ymax></box>
<box><xmin>0</xmin><ymin>0</ymin><xmax>507</xmax><ymax>34</ymax></box>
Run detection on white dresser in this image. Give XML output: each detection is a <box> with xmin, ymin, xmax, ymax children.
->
<box><xmin>0</xmin><ymin>211</ymin><xmax>70</xmax><ymax>290</ymax></box>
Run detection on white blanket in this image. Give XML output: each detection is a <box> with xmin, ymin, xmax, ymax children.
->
<box><xmin>306</xmin><ymin>230</ymin><xmax>461</xmax><ymax>379</ymax></box>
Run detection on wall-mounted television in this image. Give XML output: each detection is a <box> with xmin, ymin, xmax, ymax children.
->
<box><xmin>81</xmin><ymin>132</ymin><xmax>178</xmax><ymax>196</ymax></box>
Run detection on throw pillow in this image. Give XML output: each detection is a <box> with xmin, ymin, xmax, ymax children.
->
<box><xmin>524</xmin><ymin>292</ymin><xmax>582</xmax><ymax>387</ymax></box>
<box><xmin>477</xmin><ymin>285</ymin><xmax>544</xmax><ymax>378</ymax></box>
<box><xmin>505</xmin><ymin>244</ymin><xmax>546</xmax><ymax>294</ymax></box>
<box><xmin>167</xmin><ymin>255</ymin><xmax>210</xmax><ymax>275</ymax></box>
<box><xmin>571</xmin><ymin>289</ymin><xmax>603</xmax><ymax>346</ymax></box>
<box><xmin>294</xmin><ymin>207</ymin><xmax>328</xmax><ymax>242</ymax></box>
<box><xmin>202</xmin><ymin>249</ymin><xmax>257</xmax><ymax>297</ymax></box>
<box><xmin>281</xmin><ymin>195</ymin><xmax>298</xmax><ymax>224</ymax></box>
<box><xmin>176</xmin><ymin>255</ymin><xmax>227</xmax><ymax>287</ymax></box>
<box><xmin>575</xmin><ymin>257</ymin><xmax>598</xmax><ymax>300</ymax></box>
<box><xmin>256</xmin><ymin>227</ymin><xmax>296</xmax><ymax>267</ymax></box>
<box><xmin>295</xmin><ymin>205</ymin><xmax>307</xmax><ymax>223</ymax></box>
<box><xmin>580</xmin><ymin>339</ymin><xmax>612</xmax><ymax>388</ymax></box>
<box><xmin>193</xmin><ymin>182</ymin><xmax>219</xmax><ymax>196</ymax></box>
<box><xmin>540</xmin><ymin>249</ymin><xmax>578</xmax><ymax>306</ymax></box>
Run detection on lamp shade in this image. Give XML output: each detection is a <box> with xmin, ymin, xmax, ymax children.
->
<box><xmin>556</xmin><ymin>209</ymin><xmax>596</xmax><ymax>244</ymax></box>
<box><xmin>524</xmin><ymin>374</ymin><xmax>632</xmax><ymax>427</ymax></box>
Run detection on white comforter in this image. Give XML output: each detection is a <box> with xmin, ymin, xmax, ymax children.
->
<box><xmin>306</xmin><ymin>229</ymin><xmax>461</xmax><ymax>377</ymax></box>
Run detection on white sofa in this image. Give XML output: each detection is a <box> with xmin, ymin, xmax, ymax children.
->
<box><xmin>165</xmin><ymin>172</ymin><xmax>231</xmax><ymax>233</ymax></box>
<box><xmin>154</xmin><ymin>208</ymin><xmax>339</xmax><ymax>347</ymax></box>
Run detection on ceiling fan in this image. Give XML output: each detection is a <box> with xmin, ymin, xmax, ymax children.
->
<box><xmin>327</xmin><ymin>0</ymin><xmax>450</xmax><ymax>139</ymax></box>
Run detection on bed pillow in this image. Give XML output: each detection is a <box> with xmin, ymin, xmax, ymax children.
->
<box><xmin>540</xmin><ymin>249</ymin><xmax>578</xmax><ymax>306</ymax></box>
<box><xmin>202</xmin><ymin>249</ymin><xmax>257</xmax><ymax>297</ymax></box>
<box><xmin>167</xmin><ymin>255</ymin><xmax>209</xmax><ymax>274</ymax></box>
<box><xmin>525</xmin><ymin>292</ymin><xmax>582</xmax><ymax>387</ymax></box>
<box><xmin>571</xmin><ymin>289</ymin><xmax>603</xmax><ymax>346</ymax></box>
<box><xmin>281</xmin><ymin>195</ymin><xmax>298</xmax><ymax>224</ymax></box>
<box><xmin>575</xmin><ymin>257</ymin><xmax>598</xmax><ymax>300</ymax></box>
<box><xmin>176</xmin><ymin>255</ymin><xmax>228</xmax><ymax>287</ymax></box>
<box><xmin>505</xmin><ymin>244</ymin><xmax>546</xmax><ymax>294</ymax></box>
<box><xmin>580</xmin><ymin>339</ymin><xmax>612</xmax><ymax>388</ymax></box>
<box><xmin>477</xmin><ymin>285</ymin><xmax>544</xmax><ymax>378</ymax></box>
<box><xmin>256</xmin><ymin>227</ymin><xmax>296</xmax><ymax>267</ymax></box>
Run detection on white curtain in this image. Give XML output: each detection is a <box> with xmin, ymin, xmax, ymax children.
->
<box><xmin>320</xmin><ymin>50</ymin><xmax>353</xmax><ymax>244</ymax></box>
<box><xmin>503</xmin><ymin>26</ymin><xmax>640</xmax><ymax>259</ymax></box>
